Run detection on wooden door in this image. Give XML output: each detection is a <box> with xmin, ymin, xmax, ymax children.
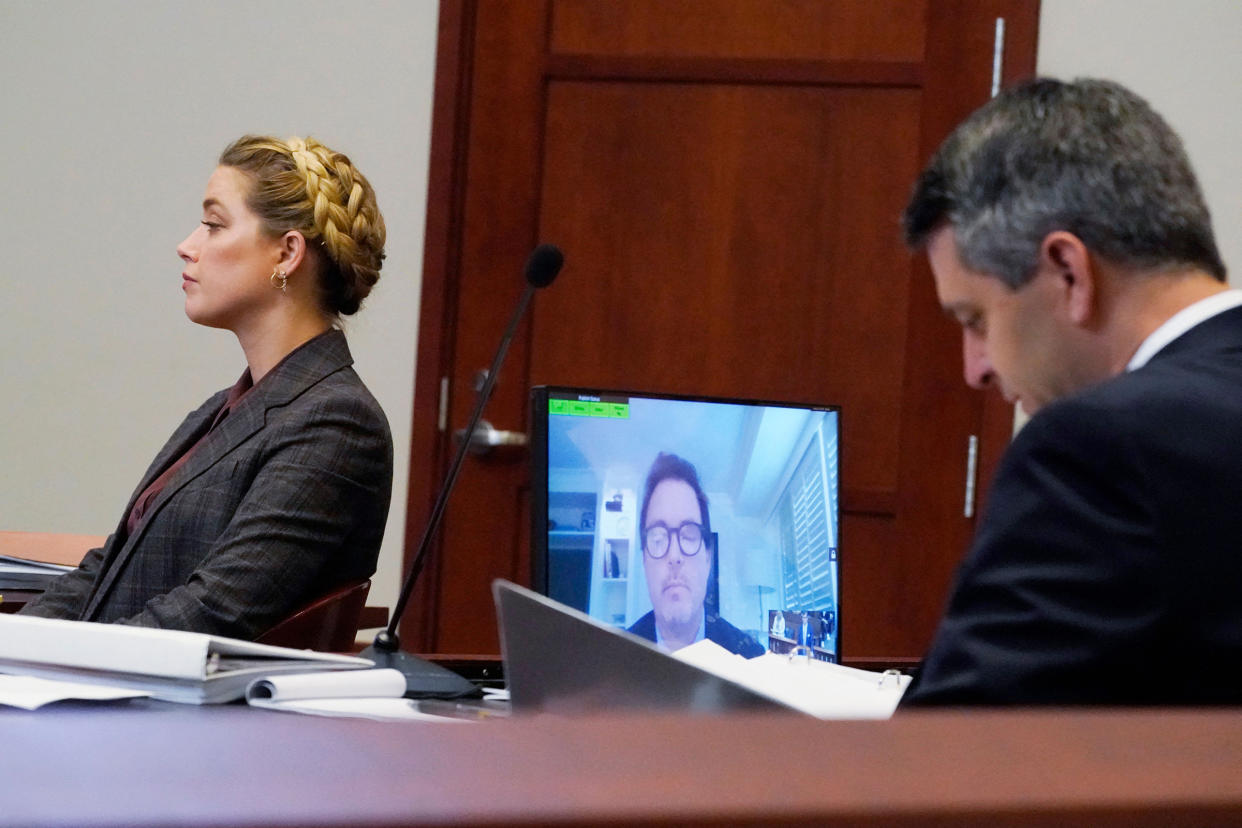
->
<box><xmin>406</xmin><ymin>0</ymin><xmax>1038</xmax><ymax>661</ymax></box>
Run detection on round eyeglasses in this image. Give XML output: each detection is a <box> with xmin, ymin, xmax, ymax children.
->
<box><xmin>643</xmin><ymin>521</ymin><xmax>705</xmax><ymax>559</ymax></box>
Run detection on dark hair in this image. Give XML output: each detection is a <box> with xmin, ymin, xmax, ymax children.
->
<box><xmin>902</xmin><ymin>77</ymin><xmax>1225</xmax><ymax>288</ymax></box>
<box><xmin>640</xmin><ymin>452</ymin><xmax>712</xmax><ymax>545</ymax></box>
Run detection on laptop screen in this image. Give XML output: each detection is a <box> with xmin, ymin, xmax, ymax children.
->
<box><xmin>530</xmin><ymin>386</ymin><xmax>841</xmax><ymax>662</ymax></box>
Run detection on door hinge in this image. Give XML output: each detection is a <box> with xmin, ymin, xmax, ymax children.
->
<box><xmin>991</xmin><ymin>17</ymin><xmax>1006</xmax><ymax>98</ymax></box>
<box><xmin>964</xmin><ymin>434</ymin><xmax>979</xmax><ymax>518</ymax></box>
<box><xmin>437</xmin><ymin>376</ymin><xmax>449</xmax><ymax>433</ymax></box>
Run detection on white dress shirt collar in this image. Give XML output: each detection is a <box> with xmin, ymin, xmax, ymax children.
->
<box><xmin>1126</xmin><ymin>289</ymin><xmax>1242</xmax><ymax>371</ymax></box>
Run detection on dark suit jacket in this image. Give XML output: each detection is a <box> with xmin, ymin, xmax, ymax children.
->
<box><xmin>21</xmin><ymin>329</ymin><xmax>393</xmax><ymax>640</ymax></box>
<box><xmin>902</xmin><ymin>305</ymin><xmax>1242</xmax><ymax>706</ymax></box>
<box><xmin>628</xmin><ymin>610</ymin><xmax>766</xmax><ymax>658</ymax></box>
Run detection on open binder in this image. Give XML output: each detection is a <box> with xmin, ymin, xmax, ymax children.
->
<box><xmin>0</xmin><ymin>614</ymin><xmax>371</xmax><ymax>704</ymax></box>
<box><xmin>493</xmin><ymin>579</ymin><xmax>908</xmax><ymax>719</ymax></box>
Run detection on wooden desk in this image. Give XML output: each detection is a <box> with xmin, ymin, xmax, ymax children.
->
<box><xmin>7</xmin><ymin>704</ymin><xmax>1242</xmax><ymax>826</ymax></box>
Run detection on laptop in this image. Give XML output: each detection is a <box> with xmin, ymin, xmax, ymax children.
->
<box><xmin>529</xmin><ymin>386</ymin><xmax>841</xmax><ymax>663</ymax></box>
<box><xmin>493</xmin><ymin>578</ymin><xmax>792</xmax><ymax>714</ymax></box>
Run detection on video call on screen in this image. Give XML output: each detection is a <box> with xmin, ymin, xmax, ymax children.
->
<box><xmin>540</xmin><ymin>390</ymin><xmax>840</xmax><ymax>662</ymax></box>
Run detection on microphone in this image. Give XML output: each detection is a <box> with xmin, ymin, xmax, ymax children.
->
<box><xmin>360</xmin><ymin>243</ymin><xmax>564</xmax><ymax>698</ymax></box>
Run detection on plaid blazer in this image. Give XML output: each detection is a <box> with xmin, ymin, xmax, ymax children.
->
<box><xmin>22</xmin><ymin>329</ymin><xmax>393</xmax><ymax>640</ymax></box>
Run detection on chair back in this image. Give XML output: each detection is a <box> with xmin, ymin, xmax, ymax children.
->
<box><xmin>256</xmin><ymin>579</ymin><xmax>371</xmax><ymax>652</ymax></box>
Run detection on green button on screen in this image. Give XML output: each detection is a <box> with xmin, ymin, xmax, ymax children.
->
<box><xmin>548</xmin><ymin>398</ymin><xmax>629</xmax><ymax>418</ymax></box>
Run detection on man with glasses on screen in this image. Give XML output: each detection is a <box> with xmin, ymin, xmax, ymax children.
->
<box><xmin>628</xmin><ymin>452</ymin><xmax>764</xmax><ymax>658</ymax></box>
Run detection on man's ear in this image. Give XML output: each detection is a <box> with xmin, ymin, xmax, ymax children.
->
<box><xmin>1040</xmin><ymin>231</ymin><xmax>1095</xmax><ymax>325</ymax></box>
<box><xmin>276</xmin><ymin>230</ymin><xmax>309</xmax><ymax>274</ymax></box>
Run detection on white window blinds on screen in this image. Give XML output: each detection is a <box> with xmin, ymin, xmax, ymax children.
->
<box><xmin>777</xmin><ymin>425</ymin><xmax>838</xmax><ymax>611</ymax></box>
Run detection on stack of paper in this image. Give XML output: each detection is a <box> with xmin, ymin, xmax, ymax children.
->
<box><xmin>672</xmin><ymin>639</ymin><xmax>911</xmax><ymax>719</ymax></box>
<box><xmin>0</xmin><ymin>674</ymin><xmax>150</xmax><ymax>710</ymax></box>
<box><xmin>0</xmin><ymin>614</ymin><xmax>373</xmax><ymax>704</ymax></box>
<box><xmin>0</xmin><ymin>555</ymin><xmax>73</xmax><ymax>589</ymax></box>
<box><xmin>0</xmin><ymin>664</ymin><xmax>480</xmax><ymax>721</ymax></box>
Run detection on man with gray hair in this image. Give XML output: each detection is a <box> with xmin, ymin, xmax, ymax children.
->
<box><xmin>899</xmin><ymin>78</ymin><xmax>1242</xmax><ymax>706</ymax></box>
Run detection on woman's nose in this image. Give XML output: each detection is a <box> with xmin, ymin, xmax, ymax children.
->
<box><xmin>176</xmin><ymin>228</ymin><xmax>199</xmax><ymax>263</ymax></box>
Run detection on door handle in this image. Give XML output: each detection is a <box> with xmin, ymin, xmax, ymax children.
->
<box><xmin>454</xmin><ymin>419</ymin><xmax>528</xmax><ymax>455</ymax></box>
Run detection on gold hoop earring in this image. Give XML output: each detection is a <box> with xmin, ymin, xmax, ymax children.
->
<box><xmin>270</xmin><ymin>269</ymin><xmax>288</xmax><ymax>292</ymax></box>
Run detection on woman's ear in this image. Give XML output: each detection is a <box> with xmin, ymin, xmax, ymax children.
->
<box><xmin>276</xmin><ymin>230</ymin><xmax>309</xmax><ymax>275</ymax></box>
<box><xmin>1040</xmin><ymin>231</ymin><xmax>1096</xmax><ymax>326</ymax></box>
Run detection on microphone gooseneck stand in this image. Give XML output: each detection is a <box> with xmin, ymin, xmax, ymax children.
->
<box><xmin>360</xmin><ymin>244</ymin><xmax>564</xmax><ymax>699</ymax></box>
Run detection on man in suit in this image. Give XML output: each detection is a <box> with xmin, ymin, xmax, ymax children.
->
<box><xmin>899</xmin><ymin>77</ymin><xmax>1242</xmax><ymax>705</ymax></box>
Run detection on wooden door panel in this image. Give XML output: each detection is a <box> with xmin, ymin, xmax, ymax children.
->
<box><xmin>550</xmin><ymin>0</ymin><xmax>928</xmax><ymax>61</ymax></box>
<box><xmin>532</xmin><ymin>82</ymin><xmax>920</xmax><ymax>497</ymax></box>
<box><xmin>841</xmin><ymin>512</ymin><xmax>902</xmax><ymax>654</ymax></box>
<box><xmin>409</xmin><ymin>0</ymin><xmax>1039</xmax><ymax>659</ymax></box>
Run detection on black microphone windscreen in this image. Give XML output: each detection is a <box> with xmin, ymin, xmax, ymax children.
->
<box><xmin>524</xmin><ymin>244</ymin><xmax>564</xmax><ymax>288</ymax></box>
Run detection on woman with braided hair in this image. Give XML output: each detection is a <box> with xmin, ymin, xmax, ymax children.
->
<box><xmin>21</xmin><ymin>136</ymin><xmax>394</xmax><ymax>640</ymax></box>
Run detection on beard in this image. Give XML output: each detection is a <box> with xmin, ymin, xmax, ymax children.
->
<box><xmin>656</xmin><ymin>581</ymin><xmax>701</xmax><ymax>629</ymax></box>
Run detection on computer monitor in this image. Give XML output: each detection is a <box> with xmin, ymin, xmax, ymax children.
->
<box><xmin>530</xmin><ymin>386</ymin><xmax>841</xmax><ymax>662</ymax></box>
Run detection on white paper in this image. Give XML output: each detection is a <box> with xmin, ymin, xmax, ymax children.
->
<box><xmin>244</xmin><ymin>669</ymin><xmax>475</xmax><ymax>722</ymax></box>
<box><xmin>671</xmin><ymin>639</ymin><xmax>910</xmax><ymax>720</ymax></box>
<box><xmin>0</xmin><ymin>613</ymin><xmax>372</xmax><ymax>704</ymax></box>
<box><xmin>245</xmin><ymin>668</ymin><xmax>407</xmax><ymax>703</ymax></box>
<box><xmin>0</xmin><ymin>674</ymin><xmax>150</xmax><ymax>710</ymax></box>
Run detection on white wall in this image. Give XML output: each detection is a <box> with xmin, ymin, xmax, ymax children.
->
<box><xmin>1037</xmin><ymin>0</ymin><xmax>1242</xmax><ymax>284</ymax></box>
<box><xmin>0</xmin><ymin>0</ymin><xmax>438</xmax><ymax>625</ymax></box>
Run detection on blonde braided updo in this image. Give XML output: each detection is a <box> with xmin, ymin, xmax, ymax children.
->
<box><xmin>219</xmin><ymin>135</ymin><xmax>386</xmax><ymax>316</ymax></box>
